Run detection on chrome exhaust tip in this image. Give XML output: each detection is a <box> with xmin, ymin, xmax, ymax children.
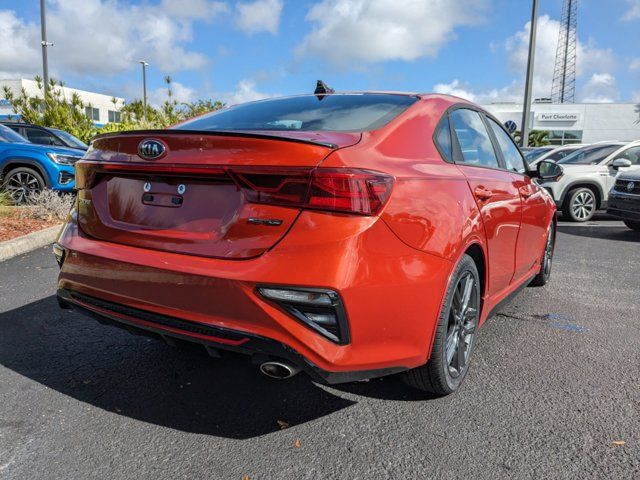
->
<box><xmin>259</xmin><ymin>361</ymin><xmax>301</xmax><ymax>379</ymax></box>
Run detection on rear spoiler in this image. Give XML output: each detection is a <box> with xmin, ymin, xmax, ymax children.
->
<box><xmin>91</xmin><ymin>129</ymin><xmax>339</xmax><ymax>149</ymax></box>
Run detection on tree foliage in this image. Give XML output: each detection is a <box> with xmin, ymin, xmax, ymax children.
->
<box><xmin>3</xmin><ymin>76</ymin><xmax>225</xmax><ymax>143</ymax></box>
<box><xmin>513</xmin><ymin>129</ymin><xmax>551</xmax><ymax>147</ymax></box>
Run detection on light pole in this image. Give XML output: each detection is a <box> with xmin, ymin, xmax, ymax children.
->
<box><xmin>521</xmin><ymin>0</ymin><xmax>539</xmax><ymax>148</ymax></box>
<box><xmin>40</xmin><ymin>0</ymin><xmax>53</xmax><ymax>98</ymax></box>
<box><xmin>139</xmin><ymin>60</ymin><xmax>149</xmax><ymax>122</ymax></box>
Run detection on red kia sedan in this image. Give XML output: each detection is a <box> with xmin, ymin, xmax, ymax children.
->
<box><xmin>55</xmin><ymin>92</ymin><xmax>560</xmax><ymax>395</ymax></box>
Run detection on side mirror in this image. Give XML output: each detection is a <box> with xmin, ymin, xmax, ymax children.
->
<box><xmin>612</xmin><ymin>158</ymin><xmax>632</xmax><ymax>169</ymax></box>
<box><xmin>536</xmin><ymin>159</ymin><xmax>563</xmax><ymax>182</ymax></box>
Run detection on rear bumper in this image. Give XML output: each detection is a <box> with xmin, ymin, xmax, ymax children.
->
<box><xmin>56</xmin><ymin>210</ymin><xmax>452</xmax><ymax>382</ymax></box>
<box><xmin>56</xmin><ymin>288</ymin><xmax>405</xmax><ymax>384</ymax></box>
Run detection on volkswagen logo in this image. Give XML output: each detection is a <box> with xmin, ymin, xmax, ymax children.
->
<box><xmin>627</xmin><ymin>181</ymin><xmax>636</xmax><ymax>193</ymax></box>
<box><xmin>138</xmin><ymin>139</ymin><xmax>167</xmax><ymax>160</ymax></box>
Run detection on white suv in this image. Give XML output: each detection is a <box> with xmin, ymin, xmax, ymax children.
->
<box><xmin>540</xmin><ymin>141</ymin><xmax>640</xmax><ymax>221</ymax></box>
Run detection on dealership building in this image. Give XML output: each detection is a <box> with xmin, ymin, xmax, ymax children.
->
<box><xmin>0</xmin><ymin>78</ymin><xmax>124</xmax><ymax>126</ymax></box>
<box><xmin>482</xmin><ymin>101</ymin><xmax>640</xmax><ymax>145</ymax></box>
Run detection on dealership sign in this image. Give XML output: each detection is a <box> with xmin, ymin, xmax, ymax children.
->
<box><xmin>536</xmin><ymin>112</ymin><xmax>580</xmax><ymax>122</ymax></box>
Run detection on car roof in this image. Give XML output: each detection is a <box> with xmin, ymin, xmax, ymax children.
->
<box><xmin>0</xmin><ymin>121</ymin><xmax>47</xmax><ymax>129</ymax></box>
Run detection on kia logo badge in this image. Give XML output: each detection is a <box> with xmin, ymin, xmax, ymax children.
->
<box><xmin>138</xmin><ymin>139</ymin><xmax>167</xmax><ymax>160</ymax></box>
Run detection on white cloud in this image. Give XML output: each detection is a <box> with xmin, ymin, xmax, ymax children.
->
<box><xmin>622</xmin><ymin>0</ymin><xmax>640</xmax><ymax>21</ymax></box>
<box><xmin>436</xmin><ymin>15</ymin><xmax>619</xmax><ymax>105</ymax></box>
<box><xmin>631</xmin><ymin>58</ymin><xmax>640</xmax><ymax>71</ymax></box>
<box><xmin>150</xmin><ymin>81</ymin><xmax>197</xmax><ymax>106</ymax></box>
<box><xmin>633</xmin><ymin>91</ymin><xmax>640</xmax><ymax>102</ymax></box>
<box><xmin>433</xmin><ymin>79</ymin><xmax>523</xmax><ymax>104</ymax></box>
<box><xmin>0</xmin><ymin>0</ymin><xmax>227</xmax><ymax>79</ymax></box>
<box><xmin>218</xmin><ymin>79</ymin><xmax>274</xmax><ymax>105</ymax></box>
<box><xmin>0</xmin><ymin>10</ymin><xmax>40</xmax><ymax>78</ymax></box>
<box><xmin>160</xmin><ymin>0</ymin><xmax>228</xmax><ymax>19</ymax></box>
<box><xmin>504</xmin><ymin>14</ymin><xmax>615</xmax><ymax>100</ymax></box>
<box><xmin>433</xmin><ymin>80</ymin><xmax>476</xmax><ymax>102</ymax></box>
<box><xmin>297</xmin><ymin>0</ymin><xmax>486</xmax><ymax>67</ymax></box>
<box><xmin>580</xmin><ymin>73</ymin><xmax>620</xmax><ymax>103</ymax></box>
<box><xmin>235</xmin><ymin>0</ymin><xmax>283</xmax><ymax>35</ymax></box>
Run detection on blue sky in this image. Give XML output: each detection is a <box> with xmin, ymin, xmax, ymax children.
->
<box><xmin>1</xmin><ymin>0</ymin><xmax>638</xmax><ymax>106</ymax></box>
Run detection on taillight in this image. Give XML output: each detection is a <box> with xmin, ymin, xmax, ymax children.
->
<box><xmin>75</xmin><ymin>161</ymin><xmax>394</xmax><ymax>216</ymax></box>
<box><xmin>232</xmin><ymin>167</ymin><xmax>394</xmax><ymax>216</ymax></box>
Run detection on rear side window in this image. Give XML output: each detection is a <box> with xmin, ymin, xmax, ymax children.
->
<box><xmin>175</xmin><ymin>94</ymin><xmax>418</xmax><ymax>133</ymax></box>
<box><xmin>450</xmin><ymin>109</ymin><xmax>499</xmax><ymax>169</ymax></box>
<box><xmin>487</xmin><ymin>117</ymin><xmax>526</xmax><ymax>174</ymax></box>
<box><xmin>434</xmin><ymin>115</ymin><xmax>452</xmax><ymax>162</ymax></box>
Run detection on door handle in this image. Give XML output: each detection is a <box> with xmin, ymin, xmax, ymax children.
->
<box><xmin>474</xmin><ymin>186</ymin><xmax>494</xmax><ymax>200</ymax></box>
<box><xmin>519</xmin><ymin>186</ymin><xmax>534</xmax><ymax>199</ymax></box>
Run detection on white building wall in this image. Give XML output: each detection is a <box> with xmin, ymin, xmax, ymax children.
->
<box><xmin>0</xmin><ymin>78</ymin><xmax>124</xmax><ymax>125</ymax></box>
<box><xmin>483</xmin><ymin>102</ymin><xmax>640</xmax><ymax>144</ymax></box>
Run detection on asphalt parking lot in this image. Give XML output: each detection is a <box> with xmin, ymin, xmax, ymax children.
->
<box><xmin>1</xmin><ymin>216</ymin><xmax>639</xmax><ymax>479</ymax></box>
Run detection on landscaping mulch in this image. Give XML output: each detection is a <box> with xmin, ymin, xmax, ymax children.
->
<box><xmin>0</xmin><ymin>207</ymin><xmax>60</xmax><ymax>243</ymax></box>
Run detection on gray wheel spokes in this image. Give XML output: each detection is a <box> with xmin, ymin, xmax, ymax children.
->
<box><xmin>447</xmin><ymin>272</ymin><xmax>478</xmax><ymax>378</ymax></box>
<box><xmin>573</xmin><ymin>193</ymin><xmax>594</xmax><ymax>219</ymax></box>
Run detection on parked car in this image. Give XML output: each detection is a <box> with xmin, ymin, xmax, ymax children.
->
<box><xmin>524</xmin><ymin>144</ymin><xmax>587</xmax><ymax>166</ymax></box>
<box><xmin>540</xmin><ymin>141</ymin><xmax>640</xmax><ymax>221</ymax></box>
<box><xmin>607</xmin><ymin>171</ymin><xmax>640</xmax><ymax>231</ymax></box>
<box><xmin>0</xmin><ymin>124</ymin><xmax>83</xmax><ymax>202</ymax></box>
<box><xmin>523</xmin><ymin>146</ymin><xmax>554</xmax><ymax>162</ymax></box>
<box><xmin>1</xmin><ymin>121</ymin><xmax>88</xmax><ymax>151</ymax></box>
<box><xmin>54</xmin><ymin>92</ymin><xmax>560</xmax><ymax>395</ymax></box>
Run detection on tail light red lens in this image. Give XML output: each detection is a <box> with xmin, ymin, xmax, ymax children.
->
<box><xmin>75</xmin><ymin>161</ymin><xmax>393</xmax><ymax>216</ymax></box>
<box><xmin>232</xmin><ymin>167</ymin><xmax>394</xmax><ymax>215</ymax></box>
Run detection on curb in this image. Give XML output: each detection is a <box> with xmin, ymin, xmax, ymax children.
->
<box><xmin>0</xmin><ymin>224</ymin><xmax>62</xmax><ymax>262</ymax></box>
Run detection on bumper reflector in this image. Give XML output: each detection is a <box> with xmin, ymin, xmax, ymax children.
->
<box><xmin>257</xmin><ymin>286</ymin><xmax>349</xmax><ymax>344</ymax></box>
<box><xmin>52</xmin><ymin>243</ymin><xmax>65</xmax><ymax>267</ymax></box>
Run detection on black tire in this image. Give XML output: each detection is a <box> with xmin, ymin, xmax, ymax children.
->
<box><xmin>529</xmin><ymin>224</ymin><xmax>555</xmax><ymax>287</ymax></box>
<box><xmin>562</xmin><ymin>187</ymin><xmax>597</xmax><ymax>222</ymax></box>
<box><xmin>623</xmin><ymin>220</ymin><xmax>640</xmax><ymax>231</ymax></box>
<box><xmin>403</xmin><ymin>254</ymin><xmax>480</xmax><ymax>395</ymax></box>
<box><xmin>2</xmin><ymin>167</ymin><xmax>45</xmax><ymax>204</ymax></box>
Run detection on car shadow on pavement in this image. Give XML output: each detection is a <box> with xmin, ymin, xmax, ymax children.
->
<box><xmin>557</xmin><ymin>224</ymin><xmax>640</xmax><ymax>242</ymax></box>
<box><xmin>0</xmin><ymin>295</ymin><xmax>359</xmax><ymax>439</ymax></box>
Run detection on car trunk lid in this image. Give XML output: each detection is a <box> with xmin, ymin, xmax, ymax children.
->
<box><xmin>76</xmin><ymin>131</ymin><xmax>360</xmax><ymax>259</ymax></box>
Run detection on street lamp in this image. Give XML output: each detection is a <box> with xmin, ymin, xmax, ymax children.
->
<box><xmin>521</xmin><ymin>0</ymin><xmax>539</xmax><ymax>148</ymax></box>
<box><xmin>139</xmin><ymin>60</ymin><xmax>149</xmax><ymax>122</ymax></box>
<box><xmin>40</xmin><ymin>0</ymin><xmax>54</xmax><ymax>98</ymax></box>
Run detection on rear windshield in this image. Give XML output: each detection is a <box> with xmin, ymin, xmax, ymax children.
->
<box><xmin>175</xmin><ymin>94</ymin><xmax>418</xmax><ymax>133</ymax></box>
<box><xmin>558</xmin><ymin>144</ymin><xmax>620</xmax><ymax>165</ymax></box>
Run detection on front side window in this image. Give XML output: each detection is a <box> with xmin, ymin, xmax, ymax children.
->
<box><xmin>487</xmin><ymin>117</ymin><xmax>526</xmax><ymax>173</ymax></box>
<box><xmin>175</xmin><ymin>94</ymin><xmax>418</xmax><ymax>133</ymax></box>
<box><xmin>50</xmin><ymin>128</ymin><xmax>88</xmax><ymax>149</ymax></box>
<box><xmin>617</xmin><ymin>146</ymin><xmax>640</xmax><ymax>165</ymax></box>
<box><xmin>450</xmin><ymin>109</ymin><xmax>499</xmax><ymax>169</ymax></box>
<box><xmin>24</xmin><ymin>128</ymin><xmax>63</xmax><ymax>146</ymax></box>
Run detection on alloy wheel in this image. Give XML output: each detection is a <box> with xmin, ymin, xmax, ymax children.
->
<box><xmin>5</xmin><ymin>171</ymin><xmax>41</xmax><ymax>204</ymax></box>
<box><xmin>571</xmin><ymin>191</ymin><xmax>594</xmax><ymax>221</ymax></box>
<box><xmin>445</xmin><ymin>271</ymin><xmax>479</xmax><ymax>378</ymax></box>
<box><xmin>542</xmin><ymin>227</ymin><xmax>554</xmax><ymax>276</ymax></box>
